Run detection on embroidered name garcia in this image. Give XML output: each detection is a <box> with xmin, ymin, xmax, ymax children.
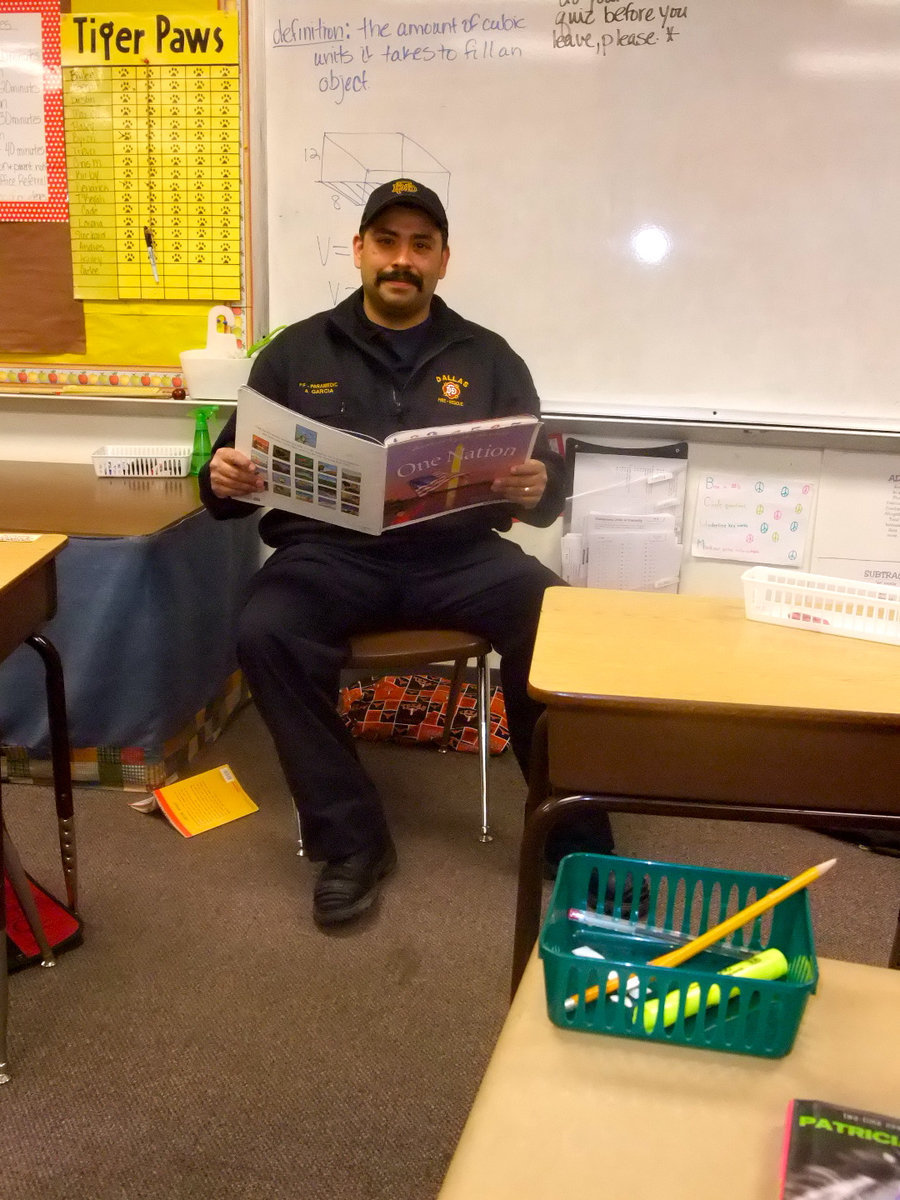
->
<box><xmin>297</xmin><ymin>381</ymin><xmax>339</xmax><ymax>395</ymax></box>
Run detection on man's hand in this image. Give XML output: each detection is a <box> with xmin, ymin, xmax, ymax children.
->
<box><xmin>490</xmin><ymin>459</ymin><xmax>548</xmax><ymax>511</ymax></box>
<box><xmin>208</xmin><ymin>447</ymin><xmax>266</xmax><ymax>499</ymax></box>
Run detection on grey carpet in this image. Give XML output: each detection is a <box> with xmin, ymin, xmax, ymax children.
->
<box><xmin>1</xmin><ymin>702</ymin><xmax>897</xmax><ymax>1199</ymax></box>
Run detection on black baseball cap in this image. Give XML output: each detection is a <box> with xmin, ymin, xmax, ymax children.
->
<box><xmin>359</xmin><ymin>179</ymin><xmax>449</xmax><ymax>239</ymax></box>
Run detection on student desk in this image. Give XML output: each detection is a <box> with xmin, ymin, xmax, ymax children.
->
<box><xmin>0</xmin><ymin>461</ymin><xmax>205</xmax><ymax>538</ymax></box>
<box><xmin>0</xmin><ymin>533</ymin><xmax>75</xmax><ymax>906</ymax></box>
<box><xmin>0</xmin><ymin>532</ymin><xmax>75</xmax><ymax>1084</ymax></box>
<box><xmin>437</xmin><ymin>951</ymin><xmax>900</xmax><ymax>1200</ymax></box>
<box><xmin>0</xmin><ymin>463</ymin><xmax>260</xmax><ymax>788</ymax></box>
<box><xmin>513</xmin><ymin>588</ymin><xmax>900</xmax><ymax>993</ymax></box>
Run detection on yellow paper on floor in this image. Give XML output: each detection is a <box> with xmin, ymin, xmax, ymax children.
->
<box><xmin>134</xmin><ymin>764</ymin><xmax>258</xmax><ymax>837</ymax></box>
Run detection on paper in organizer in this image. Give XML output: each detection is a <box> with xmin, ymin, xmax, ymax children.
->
<box><xmin>561</xmin><ymin>441</ymin><xmax>688</xmax><ymax>591</ymax></box>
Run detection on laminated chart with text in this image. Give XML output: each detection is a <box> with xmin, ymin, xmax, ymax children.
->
<box><xmin>692</xmin><ymin>474</ymin><xmax>817</xmax><ymax>566</ymax></box>
<box><xmin>811</xmin><ymin>450</ymin><xmax>900</xmax><ymax>586</ymax></box>
<box><xmin>59</xmin><ymin>10</ymin><xmax>242</xmax><ymax>300</ymax></box>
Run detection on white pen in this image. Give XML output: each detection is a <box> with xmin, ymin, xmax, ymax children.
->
<box><xmin>144</xmin><ymin>226</ymin><xmax>159</xmax><ymax>283</ymax></box>
<box><xmin>567</xmin><ymin>908</ymin><xmax>755</xmax><ymax>961</ymax></box>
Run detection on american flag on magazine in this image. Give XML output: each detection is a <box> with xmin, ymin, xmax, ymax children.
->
<box><xmin>408</xmin><ymin>471</ymin><xmax>469</xmax><ymax>497</ymax></box>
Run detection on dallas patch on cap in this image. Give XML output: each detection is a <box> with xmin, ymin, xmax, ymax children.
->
<box><xmin>359</xmin><ymin>179</ymin><xmax>449</xmax><ymax>238</ymax></box>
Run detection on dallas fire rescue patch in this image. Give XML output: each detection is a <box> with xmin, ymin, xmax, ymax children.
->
<box><xmin>436</xmin><ymin>374</ymin><xmax>468</xmax><ymax>406</ymax></box>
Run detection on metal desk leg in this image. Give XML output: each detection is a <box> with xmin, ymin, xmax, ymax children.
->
<box><xmin>511</xmin><ymin>791</ymin><xmax>619</xmax><ymax>1002</ymax></box>
<box><xmin>511</xmin><ymin>713</ymin><xmax>552</xmax><ymax>1001</ymax></box>
<box><xmin>25</xmin><ymin>635</ymin><xmax>77</xmax><ymax>913</ymax></box>
<box><xmin>891</xmin><ymin>908</ymin><xmax>900</xmax><ymax>971</ymax></box>
<box><xmin>3</xmin><ymin>823</ymin><xmax>56</xmax><ymax>967</ymax></box>
<box><xmin>0</xmin><ymin>781</ymin><xmax>9</xmax><ymax>1084</ymax></box>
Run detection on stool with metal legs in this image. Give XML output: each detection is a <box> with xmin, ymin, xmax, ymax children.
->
<box><xmin>295</xmin><ymin>628</ymin><xmax>494</xmax><ymax>855</ymax></box>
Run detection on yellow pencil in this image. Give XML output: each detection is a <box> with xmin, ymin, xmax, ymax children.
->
<box><xmin>566</xmin><ymin>858</ymin><xmax>836</xmax><ymax>1010</ymax></box>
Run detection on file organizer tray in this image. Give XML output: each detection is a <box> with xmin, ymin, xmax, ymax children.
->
<box><xmin>742</xmin><ymin>566</ymin><xmax>900</xmax><ymax>645</ymax></box>
<box><xmin>92</xmin><ymin>445</ymin><xmax>192</xmax><ymax>478</ymax></box>
<box><xmin>539</xmin><ymin>854</ymin><xmax>818</xmax><ymax>1058</ymax></box>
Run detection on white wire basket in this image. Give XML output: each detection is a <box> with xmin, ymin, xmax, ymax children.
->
<box><xmin>741</xmin><ymin>566</ymin><xmax>900</xmax><ymax>645</ymax></box>
<box><xmin>91</xmin><ymin>445</ymin><xmax>192</xmax><ymax>478</ymax></box>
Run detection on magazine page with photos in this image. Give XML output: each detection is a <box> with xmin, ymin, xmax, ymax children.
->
<box><xmin>235</xmin><ymin>386</ymin><xmax>391</xmax><ymax>535</ymax></box>
<box><xmin>235</xmin><ymin>386</ymin><xmax>540</xmax><ymax>535</ymax></box>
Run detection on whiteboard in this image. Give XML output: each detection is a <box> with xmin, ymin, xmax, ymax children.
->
<box><xmin>258</xmin><ymin>0</ymin><xmax>900</xmax><ymax>433</ymax></box>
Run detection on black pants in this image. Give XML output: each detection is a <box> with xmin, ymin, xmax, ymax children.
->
<box><xmin>236</xmin><ymin>534</ymin><xmax>562</xmax><ymax>861</ymax></box>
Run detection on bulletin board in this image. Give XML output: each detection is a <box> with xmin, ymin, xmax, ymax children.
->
<box><xmin>0</xmin><ymin>0</ymin><xmax>249</xmax><ymax>396</ymax></box>
<box><xmin>257</xmin><ymin>0</ymin><xmax>900</xmax><ymax>434</ymax></box>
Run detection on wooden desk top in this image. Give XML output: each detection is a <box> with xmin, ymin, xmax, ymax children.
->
<box><xmin>438</xmin><ymin>953</ymin><xmax>900</xmax><ymax>1200</ymax></box>
<box><xmin>0</xmin><ymin>461</ymin><xmax>202</xmax><ymax>537</ymax></box>
<box><xmin>0</xmin><ymin>533</ymin><xmax>68</xmax><ymax>661</ymax></box>
<box><xmin>529</xmin><ymin>587</ymin><xmax>900</xmax><ymax>718</ymax></box>
<box><xmin>0</xmin><ymin>533</ymin><xmax>68</xmax><ymax>594</ymax></box>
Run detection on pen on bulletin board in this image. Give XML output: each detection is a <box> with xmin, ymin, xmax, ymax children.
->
<box><xmin>566</xmin><ymin>858</ymin><xmax>835</xmax><ymax>1010</ymax></box>
<box><xmin>144</xmin><ymin>226</ymin><xmax>159</xmax><ymax>283</ymax></box>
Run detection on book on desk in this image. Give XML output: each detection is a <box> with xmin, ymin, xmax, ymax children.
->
<box><xmin>779</xmin><ymin>1098</ymin><xmax>900</xmax><ymax>1199</ymax></box>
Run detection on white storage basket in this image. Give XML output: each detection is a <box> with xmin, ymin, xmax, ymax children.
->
<box><xmin>91</xmin><ymin>445</ymin><xmax>192</xmax><ymax>478</ymax></box>
<box><xmin>742</xmin><ymin>566</ymin><xmax>900</xmax><ymax>645</ymax></box>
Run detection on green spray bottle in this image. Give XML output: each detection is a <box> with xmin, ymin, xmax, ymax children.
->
<box><xmin>190</xmin><ymin>405</ymin><xmax>219</xmax><ymax>475</ymax></box>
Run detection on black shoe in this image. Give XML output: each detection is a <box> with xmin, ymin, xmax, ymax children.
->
<box><xmin>544</xmin><ymin>841</ymin><xmax>652</xmax><ymax>923</ymax></box>
<box><xmin>588</xmin><ymin>872</ymin><xmax>652</xmax><ymax>922</ymax></box>
<box><xmin>313</xmin><ymin>840</ymin><xmax>397</xmax><ymax>927</ymax></box>
<box><xmin>543</xmin><ymin>815</ymin><xmax>615</xmax><ymax>881</ymax></box>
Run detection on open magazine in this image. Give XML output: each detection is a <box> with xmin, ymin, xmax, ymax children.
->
<box><xmin>234</xmin><ymin>386</ymin><xmax>540</xmax><ymax>536</ymax></box>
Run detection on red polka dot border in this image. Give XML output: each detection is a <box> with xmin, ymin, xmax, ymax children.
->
<box><xmin>0</xmin><ymin>0</ymin><xmax>68</xmax><ymax>222</ymax></box>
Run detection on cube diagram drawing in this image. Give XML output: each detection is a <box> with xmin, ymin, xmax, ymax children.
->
<box><xmin>319</xmin><ymin>132</ymin><xmax>450</xmax><ymax>210</ymax></box>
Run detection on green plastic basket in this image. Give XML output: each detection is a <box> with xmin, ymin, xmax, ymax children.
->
<box><xmin>539</xmin><ymin>854</ymin><xmax>818</xmax><ymax>1058</ymax></box>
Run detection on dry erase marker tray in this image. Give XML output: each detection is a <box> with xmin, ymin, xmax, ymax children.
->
<box><xmin>91</xmin><ymin>445</ymin><xmax>192</xmax><ymax>478</ymax></box>
<box><xmin>742</xmin><ymin>566</ymin><xmax>900</xmax><ymax>646</ymax></box>
<box><xmin>539</xmin><ymin>854</ymin><xmax>818</xmax><ymax>1059</ymax></box>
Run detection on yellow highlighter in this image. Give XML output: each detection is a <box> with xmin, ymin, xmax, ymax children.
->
<box><xmin>639</xmin><ymin>948</ymin><xmax>788</xmax><ymax>1033</ymax></box>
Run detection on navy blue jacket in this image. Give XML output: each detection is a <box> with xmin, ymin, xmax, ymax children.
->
<box><xmin>199</xmin><ymin>289</ymin><xmax>566</xmax><ymax>550</ymax></box>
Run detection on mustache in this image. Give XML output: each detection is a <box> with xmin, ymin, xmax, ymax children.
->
<box><xmin>377</xmin><ymin>269</ymin><xmax>423</xmax><ymax>290</ymax></box>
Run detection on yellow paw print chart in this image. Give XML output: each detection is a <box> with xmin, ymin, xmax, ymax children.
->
<box><xmin>60</xmin><ymin>11</ymin><xmax>241</xmax><ymax>301</ymax></box>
